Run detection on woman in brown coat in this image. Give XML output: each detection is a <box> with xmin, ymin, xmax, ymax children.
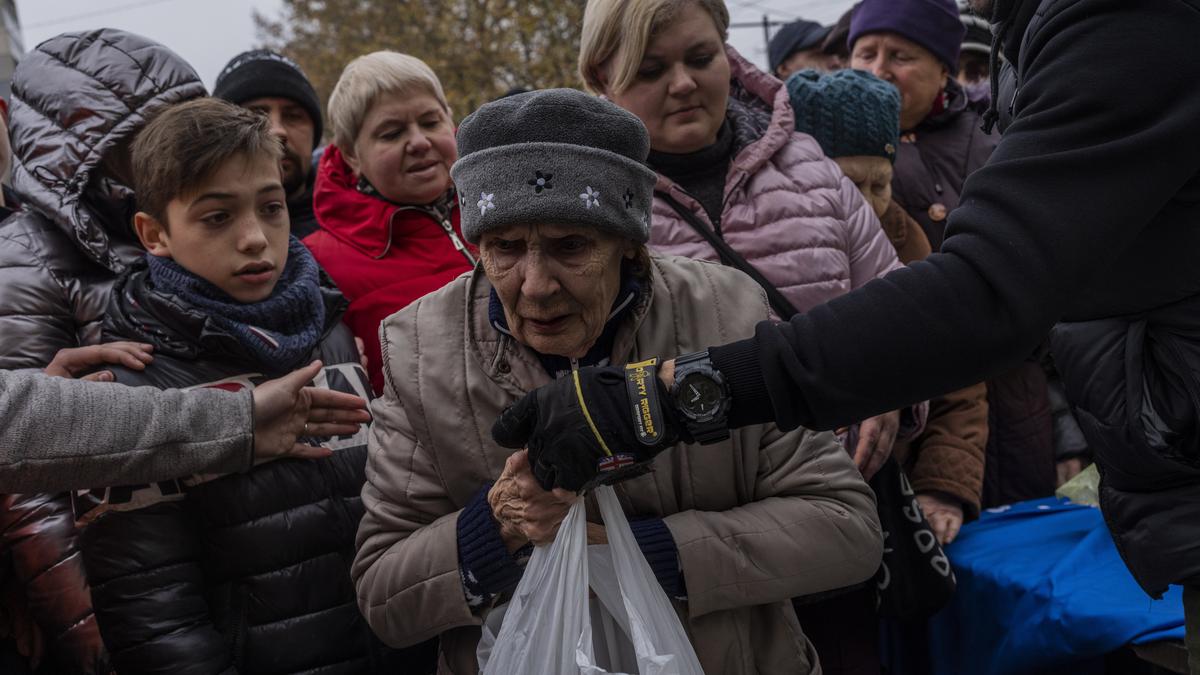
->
<box><xmin>352</xmin><ymin>89</ymin><xmax>882</xmax><ymax>674</ymax></box>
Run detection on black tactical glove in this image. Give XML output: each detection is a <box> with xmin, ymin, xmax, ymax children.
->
<box><xmin>491</xmin><ymin>359</ymin><xmax>686</xmax><ymax>492</ymax></box>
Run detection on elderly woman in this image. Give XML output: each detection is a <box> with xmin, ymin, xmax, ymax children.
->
<box><xmin>305</xmin><ymin>51</ymin><xmax>476</xmax><ymax>393</ymax></box>
<box><xmin>847</xmin><ymin>0</ymin><xmax>997</xmax><ymax>250</ymax></box>
<box><xmin>352</xmin><ymin>89</ymin><xmax>882</xmax><ymax>675</ymax></box>
<box><xmin>848</xmin><ymin>0</ymin><xmax>1062</xmax><ymax>508</ymax></box>
<box><xmin>578</xmin><ymin>0</ymin><xmax>916</xmax><ymax>486</ymax></box>
<box><xmin>788</xmin><ymin>67</ymin><xmax>987</xmax><ymax>545</ymax></box>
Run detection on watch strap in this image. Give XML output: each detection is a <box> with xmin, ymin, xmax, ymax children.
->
<box><xmin>624</xmin><ymin>358</ymin><xmax>667</xmax><ymax>447</ymax></box>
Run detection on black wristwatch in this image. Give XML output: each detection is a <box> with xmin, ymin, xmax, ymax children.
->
<box><xmin>670</xmin><ymin>351</ymin><xmax>731</xmax><ymax>444</ymax></box>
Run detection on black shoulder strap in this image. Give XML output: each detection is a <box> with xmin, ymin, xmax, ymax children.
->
<box><xmin>658</xmin><ymin>192</ymin><xmax>801</xmax><ymax>320</ymax></box>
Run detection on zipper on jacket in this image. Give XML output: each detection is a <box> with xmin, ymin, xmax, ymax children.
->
<box><xmin>381</xmin><ymin>204</ymin><xmax>476</xmax><ymax>266</ymax></box>
<box><xmin>229</xmin><ymin>583</ymin><xmax>249</xmax><ymax>669</ymax></box>
<box><xmin>372</xmin><ymin>210</ymin><xmax>399</xmax><ymax>260</ymax></box>
<box><xmin>665</xmin><ymin>185</ymin><xmax>729</xmax><ymax>240</ymax></box>
<box><xmin>438</xmin><ymin>216</ymin><xmax>477</xmax><ymax>266</ymax></box>
<box><xmin>722</xmin><ymin>172</ymin><xmax>748</xmax><ymax>213</ymax></box>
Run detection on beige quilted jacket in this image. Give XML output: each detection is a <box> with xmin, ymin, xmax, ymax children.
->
<box><xmin>352</xmin><ymin>254</ymin><xmax>882</xmax><ymax>674</ymax></box>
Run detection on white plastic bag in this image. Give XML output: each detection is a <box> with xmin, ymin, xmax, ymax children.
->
<box><xmin>479</xmin><ymin>486</ymin><xmax>703</xmax><ymax>675</ymax></box>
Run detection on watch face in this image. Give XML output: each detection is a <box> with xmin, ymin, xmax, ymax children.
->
<box><xmin>680</xmin><ymin>373</ymin><xmax>723</xmax><ymax>416</ymax></box>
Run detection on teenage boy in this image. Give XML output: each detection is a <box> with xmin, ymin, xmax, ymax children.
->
<box><xmin>214</xmin><ymin>49</ymin><xmax>323</xmax><ymax>238</ymax></box>
<box><xmin>76</xmin><ymin>98</ymin><xmax>410</xmax><ymax>674</ymax></box>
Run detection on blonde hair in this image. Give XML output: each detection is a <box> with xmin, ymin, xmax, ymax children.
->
<box><xmin>579</xmin><ymin>0</ymin><xmax>730</xmax><ymax>96</ymax></box>
<box><xmin>327</xmin><ymin>51</ymin><xmax>451</xmax><ymax>151</ymax></box>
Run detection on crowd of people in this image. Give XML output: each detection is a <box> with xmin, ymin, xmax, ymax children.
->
<box><xmin>1</xmin><ymin>0</ymin><xmax>1193</xmax><ymax>672</ymax></box>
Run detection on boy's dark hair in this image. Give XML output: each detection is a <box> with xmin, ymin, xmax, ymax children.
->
<box><xmin>132</xmin><ymin>97</ymin><xmax>283</xmax><ymax>224</ymax></box>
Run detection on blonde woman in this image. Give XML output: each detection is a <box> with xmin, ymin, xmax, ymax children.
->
<box><xmin>578</xmin><ymin>0</ymin><xmax>918</xmax><ymax>486</ymax></box>
<box><xmin>304</xmin><ymin>51</ymin><xmax>477</xmax><ymax>393</ymax></box>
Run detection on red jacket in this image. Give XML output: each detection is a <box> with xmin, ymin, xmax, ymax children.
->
<box><xmin>305</xmin><ymin>145</ymin><xmax>476</xmax><ymax>392</ymax></box>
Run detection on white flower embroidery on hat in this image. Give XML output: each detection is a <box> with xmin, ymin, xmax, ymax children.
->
<box><xmin>478</xmin><ymin>192</ymin><xmax>495</xmax><ymax>215</ymax></box>
<box><xmin>580</xmin><ymin>186</ymin><xmax>600</xmax><ymax>209</ymax></box>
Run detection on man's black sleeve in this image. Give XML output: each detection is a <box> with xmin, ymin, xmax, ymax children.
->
<box><xmin>710</xmin><ymin>0</ymin><xmax>1200</xmax><ymax>432</ymax></box>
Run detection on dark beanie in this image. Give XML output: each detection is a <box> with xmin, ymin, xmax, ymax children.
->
<box><xmin>452</xmin><ymin>89</ymin><xmax>657</xmax><ymax>245</ymax></box>
<box><xmin>849</xmin><ymin>0</ymin><xmax>965</xmax><ymax>71</ymax></box>
<box><xmin>787</xmin><ymin>69</ymin><xmax>899</xmax><ymax>162</ymax></box>
<box><xmin>213</xmin><ymin>50</ymin><xmax>323</xmax><ymax>145</ymax></box>
<box><xmin>822</xmin><ymin>5</ymin><xmax>857</xmax><ymax>57</ymax></box>
<box><xmin>960</xmin><ymin>10</ymin><xmax>992</xmax><ymax>55</ymax></box>
<box><xmin>768</xmin><ymin>20</ymin><xmax>831</xmax><ymax>74</ymax></box>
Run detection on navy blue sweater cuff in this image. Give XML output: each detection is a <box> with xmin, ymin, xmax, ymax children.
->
<box><xmin>709</xmin><ymin>337</ymin><xmax>775</xmax><ymax>429</ymax></box>
<box><xmin>457</xmin><ymin>484</ymin><xmax>525</xmax><ymax>608</ymax></box>
<box><xmin>629</xmin><ymin>517</ymin><xmax>686</xmax><ymax>599</ymax></box>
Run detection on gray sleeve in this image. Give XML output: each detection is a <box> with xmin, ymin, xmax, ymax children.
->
<box><xmin>0</xmin><ymin>370</ymin><xmax>253</xmax><ymax>492</ymax></box>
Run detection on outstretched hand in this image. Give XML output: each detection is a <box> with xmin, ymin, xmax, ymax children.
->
<box><xmin>251</xmin><ymin>361</ymin><xmax>371</xmax><ymax>463</ymax></box>
<box><xmin>44</xmin><ymin>342</ymin><xmax>154</xmax><ymax>381</ymax></box>
<box><xmin>916</xmin><ymin>492</ymin><xmax>964</xmax><ymax>546</ymax></box>
<box><xmin>853</xmin><ymin>410</ymin><xmax>900</xmax><ymax>480</ymax></box>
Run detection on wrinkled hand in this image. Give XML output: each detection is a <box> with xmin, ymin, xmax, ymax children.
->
<box><xmin>492</xmin><ymin>364</ymin><xmax>680</xmax><ymax>492</ymax></box>
<box><xmin>917</xmin><ymin>492</ymin><xmax>964</xmax><ymax>546</ymax></box>
<box><xmin>44</xmin><ymin>342</ymin><xmax>154</xmax><ymax>382</ymax></box>
<box><xmin>1056</xmin><ymin>457</ymin><xmax>1086</xmax><ymax>487</ymax></box>
<box><xmin>488</xmin><ymin>450</ymin><xmax>578</xmax><ymax>551</ymax></box>
<box><xmin>853</xmin><ymin>410</ymin><xmax>900</xmax><ymax>480</ymax></box>
<box><xmin>251</xmin><ymin>361</ymin><xmax>371</xmax><ymax>463</ymax></box>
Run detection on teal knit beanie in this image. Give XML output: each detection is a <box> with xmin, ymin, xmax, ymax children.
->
<box><xmin>787</xmin><ymin>68</ymin><xmax>900</xmax><ymax>162</ymax></box>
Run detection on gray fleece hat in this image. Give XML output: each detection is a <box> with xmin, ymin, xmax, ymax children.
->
<box><xmin>452</xmin><ymin>88</ymin><xmax>657</xmax><ymax>244</ymax></box>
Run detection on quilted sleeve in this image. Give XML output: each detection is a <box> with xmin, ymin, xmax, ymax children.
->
<box><xmin>0</xmin><ymin>226</ymin><xmax>83</xmax><ymax>369</ymax></box>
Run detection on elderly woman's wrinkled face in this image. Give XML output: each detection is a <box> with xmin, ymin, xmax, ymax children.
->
<box><xmin>345</xmin><ymin>90</ymin><xmax>456</xmax><ymax>205</ymax></box>
<box><xmin>851</xmin><ymin>33</ymin><xmax>948</xmax><ymax>131</ymax></box>
<box><xmin>835</xmin><ymin>155</ymin><xmax>893</xmax><ymax>218</ymax></box>
<box><xmin>481</xmin><ymin>223</ymin><xmax>636</xmax><ymax>358</ymax></box>
<box><xmin>605</xmin><ymin>2</ymin><xmax>731</xmax><ymax>154</ymax></box>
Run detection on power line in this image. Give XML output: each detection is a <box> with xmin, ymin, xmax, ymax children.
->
<box><xmin>25</xmin><ymin>0</ymin><xmax>187</xmax><ymax>31</ymax></box>
<box><xmin>728</xmin><ymin>0</ymin><xmax>854</xmax><ymax>26</ymax></box>
<box><xmin>727</xmin><ymin>0</ymin><xmax>800</xmax><ymax>22</ymax></box>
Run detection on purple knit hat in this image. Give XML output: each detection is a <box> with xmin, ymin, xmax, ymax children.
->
<box><xmin>848</xmin><ymin>0</ymin><xmax>966</xmax><ymax>71</ymax></box>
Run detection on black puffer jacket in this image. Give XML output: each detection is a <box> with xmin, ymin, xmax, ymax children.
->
<box><xmin>0</xmin><ymin>494</ymin><xmax>106</xmax><ymax>675</ymax></box>
<box><xmin>992</xmin><ymin>0</ymin><xmax>1200</xmax><ymax>597</ymax></box>
<box><xmin>76</xmin><ymin>260</ymin><xmax>407</xmax><ymax>674</ymax></box>
<box><xmin>0</xmin><ymin>28</ymin><xmax>205</xmax><ymax>368</ymax></box>
<box><xmin>0</xmin><ymin>29</ymin><xmax>206</xmax><ymax>675</ymax></box>
<box><xmin>891</xmin><ymin>77</ymin><xmax>1053</xmax><ymax>507</ymax></box>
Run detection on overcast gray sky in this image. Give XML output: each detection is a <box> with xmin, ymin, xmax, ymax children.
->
<box><xmin>16</xmin><ymin>0</ymin><xmax>857</xmax><ymax>91</ymax></box>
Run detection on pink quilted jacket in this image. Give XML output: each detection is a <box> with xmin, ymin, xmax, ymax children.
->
<box><xmin>650</xmin><ymin>46</ymin><xmax>902</xmax><ymax>313</ymax></box>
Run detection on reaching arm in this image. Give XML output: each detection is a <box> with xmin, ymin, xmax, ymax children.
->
<box><xmin>904</xmin><ymin>383</ymin><xmax>989</xmax><ymax>517</ymax></box>
<box><xmin>0</xmin><ymin>370</ymin><xmax>254</xmax><ymax>492</ymax></box>
<box><xmin>0</xmin><ymin>364</ymin><xmax>369</xmax><ymax>492</ymax></box>
<box><xmin>710</xmin><ymin>1</ymin><xmax>1200</xmax><ymax>432</ymax></box>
